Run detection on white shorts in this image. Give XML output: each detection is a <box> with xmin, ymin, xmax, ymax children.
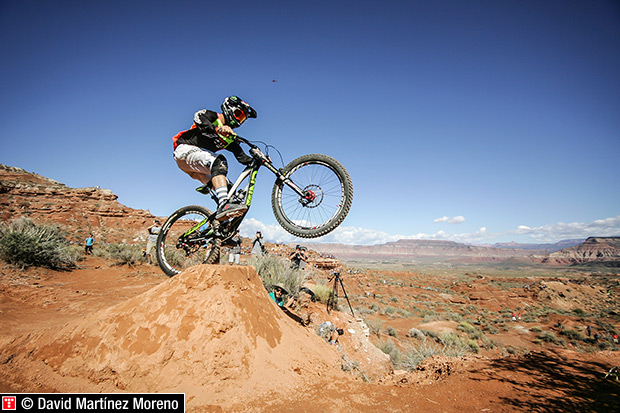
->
<box><xmin>173</xmin><ymin>144</ymin><xmax>217</xmax><ymax>184</ymax></box>
<box><xmin>229</xmin><ymin>253</ymin><xmax>240</xmax><ymax>264</ymax></box>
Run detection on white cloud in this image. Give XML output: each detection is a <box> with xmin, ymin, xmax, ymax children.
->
<box><xmin>509</xmin><ymin>215</ymin><xmax>620</xmax><ymax>242</ymax></box>
<box><xmin>434</xmin><ymin>215</ymin><xmax>466</xmax><ymax>224</ymax></box>
<box><xmin>239</xmin><ymin>215</ymin><xmax>620</xmax><ymax>246</ymax></box>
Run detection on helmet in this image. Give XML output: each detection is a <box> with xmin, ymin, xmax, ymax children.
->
<box><xmin>221</xmin><ymin>96</ymin><xmax>257</xmax><ymax>128</ymax></box>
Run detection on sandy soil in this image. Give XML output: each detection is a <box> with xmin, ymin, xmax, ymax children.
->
<box><xmin>1</xmin><ymin>257</ymin><xmax>619</xmax><ymax>412</ymax></box>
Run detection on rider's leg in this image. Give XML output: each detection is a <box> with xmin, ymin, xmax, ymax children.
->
<box><xmin>173</xmin><ymin>144</ymin><xmax>214</xmax><ymax>184</ymax></box>
<box><xmin>212</xmin><ymin>156</ymin><xmax>247</xmax><ymax>220</ymax></box>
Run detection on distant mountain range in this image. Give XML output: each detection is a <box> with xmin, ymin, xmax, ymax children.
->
<box><xmin>487</xmin><ymin>240</ymin><xmax>584</xmax><ymax>251</ymax></box>
<box><xmin>307</xmin><ymin>238</ymin><xmax>616</xmax><ymax>265</ymax></box>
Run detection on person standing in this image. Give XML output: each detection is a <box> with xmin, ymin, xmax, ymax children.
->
<box><xmin>228</xmin><ymin>230</ymin><xmax>242</xmax><ymax>265</ymax></box>
<box><xmin>251</xmin><ymin>231</ymin><xmax>265</xmax><ymax>255</ymax></box>
<box><xmin>145</xmin><ymin>220</ymin><xmax>162</xmax><ymax>264</ymax></box>
<box><xmin>289</xmin><ymin>245</ymin><xmax>308</xmax><ymax>270</ymax></box>
<box><xmin>85</xmin><ymin>234</ymin><xmax>95</xmax><ymax>255</ymax></box>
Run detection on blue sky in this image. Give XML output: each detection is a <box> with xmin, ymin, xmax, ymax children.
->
<box><xmin>1</xmin><ymin>0</ymin><xmax>619</xmax><ymax>246</ymax></box>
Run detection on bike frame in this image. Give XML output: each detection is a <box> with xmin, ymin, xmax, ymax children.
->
<box><xmin>178</xmin><ymin>137</ymin><xmax>308</xmax><ymax>243</ymax></box>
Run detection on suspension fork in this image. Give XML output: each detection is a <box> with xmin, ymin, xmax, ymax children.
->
<box><xmin>263</xmin><ymin>160</ymin><xmax>307</xmax><ymax>198</ymax></box>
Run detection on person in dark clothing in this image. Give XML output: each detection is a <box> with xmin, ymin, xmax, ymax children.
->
<box><xmin>289</xmin><ymin>245</ymin><xmax>308</xmax><ymax>269</ymax></box>
<box><xmin>172</xmin><ymin>96</ymin><xmax>257</xmax><ymax>221</ymax></box>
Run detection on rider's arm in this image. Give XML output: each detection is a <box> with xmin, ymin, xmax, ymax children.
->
<box><xmin>227</xmin><ymin>142</ymin><xmax>253</xmax><ymax>165</ymax></box>
<box><xmin>193</xmin><ymin>109</ymin><xmax>217</xmax><ymax>132</ymax></box>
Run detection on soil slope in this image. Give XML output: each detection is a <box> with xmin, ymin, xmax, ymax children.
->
<box><xmin>0</xmin><ymin>264</ymin><xmax>345</xmax><ymax>409</ymax></box>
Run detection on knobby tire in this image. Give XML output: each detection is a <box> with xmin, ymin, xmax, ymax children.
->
<box><xmin>155</xmin><ymin>205</ymin><xmax>220</xmax><ymax>277</ymax></box>
<box><xmin>271</xmin><ymin>153</ymin><xmax>353</xmax><ymax>238</ymax></box>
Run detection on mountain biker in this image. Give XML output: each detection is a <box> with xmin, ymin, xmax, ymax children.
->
<box><xmin>172</xmin><ymin>96</ymin><xmax>257</xmax><ymax>221</ymax></box>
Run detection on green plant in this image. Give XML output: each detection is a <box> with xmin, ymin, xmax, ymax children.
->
<box><xmin>407</xmin><ymin>328</ymin><xmax>425</xmax><ymax>340</ymax></box>
<box><xmin>249</xmin><ymin>254</ymin><xmax>308</xmax><ymax>297</ymax></box>
<box><xmin>377</xmin><ymin>338</ymin><xmax>402</xmax><ymax>365</ymax></box>
<box><xmin>537</xmin><ymin>331</ymin><xmax>565</xmax><ymax>346</ymax></box>
<box><xmin>313</xmin><ymin>284</ymin><xmax>333</xmax><ymax>303</ymax></box>
<box><xmin>95</xmin><ymin>243</ymin><xmax>144</xmax><ymax>266</ymax></box>
<box><xmin>365</xmin><ymin>318</ymin><xmax>383</xmax><ymax>336</ymax></box>
<box><xmin>386</xmin><ymin>326</ymin><xmax>398</xmax><ymax>337</ymax></box>
<box><xmin>572</xmin><ymin>308</ymin><xmax>587</xmax><ymax>317</ymax></box>
<box><xmin>560</xmin><ymin>328</ymin><xmax>584</xmax><ymax>341</ymax></box>
<box><xmin>0</xmin><ymin>217</ymin><xmax>77</xmax><ymax>269</ymax></box>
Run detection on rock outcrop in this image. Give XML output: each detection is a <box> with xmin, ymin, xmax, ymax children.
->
<box><xmin>0</xmin><ymin>164</ymin><xmax>159</xmax><ymax>243</ymax></box>
<box><xmin>540</xmin><ymin>237</ymin><xmax>620</xmax><ymax>265</ymax></box>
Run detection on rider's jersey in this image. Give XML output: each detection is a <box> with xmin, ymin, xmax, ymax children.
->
<box><xmin>174</xmin><ymin>109</ymin><xmax>252</xmax><ymax>165</ymax></box>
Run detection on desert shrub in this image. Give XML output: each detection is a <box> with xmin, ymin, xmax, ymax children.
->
<box><xmin>406</xmin><ymin>328</ymin><xmax>425</xmax><ymax>340</ymax></box>
<box><xmin>383</xmin><ymin>305</ymin><xmax>397</xmax><ymax>316</ymax></box>
<box><xmin>437</xmin><ymin>332</ymin><xmax>471</xmax><ymax>356</ymax></box>
<box><xmin>420</xmin><ymin>329</ymin><xmax>438</xmax><ymax>339</ymax></box>
<box><xmin>572</xmin><ymin>308</ymin><xmax>587</xmax><ymax>317</ymax></box>
<box><xmin>0</xmin><ymin>217</ymin><xmax>77</xmax><ymax>269</ymax></box>
<box><xmin>457</xmin><ymin>321</ymin><xmax>476</xmax><ymax>334</ymax></box>
<box><xmin>249</xmin><ymin>254</ymin><xmax>308</xmax><ymax>297</ymax></box>
<box><xmin>458</xmin><ymin>321</ymin><xmax>484</xmax><ymax>340</ymax></box>
<box><xmin>313</xmin><ymin>284</ymin><xmax>333</xmax><ymax>303</ymax></box>
<box><xmin>560</xmin><ymin>328</ymin><xmax>584</xmax><ymax>341</ymax></box>
<box><xmin>530</xmin><ymin>326</ymin><xmax>542</xmax><ymax>333</ymax></box>
<box><xmin>94</xmin><ymin>243</ymin><xmax>144</xmax><ymax>266</ymax></box>
<box><xmin>537</xmin><ymin>331</ymin><xmax>565</xmax><ymax>346</ymax></box>
<box><xmin>377</xmin><ymin>338</ymin><xmax>402</xmax><ymax>365</ymax></box>
<box><xmin>396</xmin><ymin>308</ymin><xmax>413</xmax><ymax>318</ymax></box>
<box><xmin>386</xmin><ymin>326</ymin><xmax>398</xmax><ymax>337</ymax></box>
<box><xmin>365</xmin><ymin>318</ymin><xmax>383</xmax><ymax>336</ymax></box>
<box><xmin>401</xmin><ymin>339</ymin><xmax>443</xmax><ymax>370</ymax></box>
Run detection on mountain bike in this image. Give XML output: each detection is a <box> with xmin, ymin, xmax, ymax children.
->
<box><xmin>156</xmin><ymin>136</ymin><xmax>353</xmax><ymax>277</ymax></box>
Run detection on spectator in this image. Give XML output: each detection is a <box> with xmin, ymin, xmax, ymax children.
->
<box><xmin>145</xmin><ymin>220</ymin><xmax>162</xmax><ymax>264</ymax></box>
<box><xmin>289</xmin><ymin>245</ymin><xmax>308</xmax><ymax>270</ymax></box>
<box><xmin>251</xmin><ymin>231</ymin><xmax>265</xmax><ymax>255</ymax></box>
<box><xmin>228</xmin><ymin>230</ymin><xmax>242</xmax><ymax>265</ymax></box>
<box><xmin>269</xmin><ymin>283</ymin><xmax>294</xmax><ymax>307</ymax></box>
<box><xmin>85</xmin><ymin>234</ymin><xmax>95</xmax><ymax>255</ymax></box>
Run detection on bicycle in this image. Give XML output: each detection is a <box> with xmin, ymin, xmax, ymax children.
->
<box><xmin>156</xmin><ymin>136</ymin><xmax>353</xmax><ymax>277</ymax></box>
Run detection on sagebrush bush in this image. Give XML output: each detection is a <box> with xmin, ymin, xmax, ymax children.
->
<box><xmin>313</xmin><ymin>284</ymin><xmax>333</xmax><ymax>303</ymax></box>
<box><xmin>248</xmin><ymin>253</ymin><xmax>308</xmax><ymax>297</ymax></box>
<box><xmin>0</xmin><ymin>217</ymin><xmax>77</xmax><ymax>269</ymax></box>
<box><xmin>94</xmin><ymin>243</ymin><xmax>144</xmax><ymax>266</ymax></box>
<box><xmin>364</xmin><ymin>318</ymin><xmax>383</xmax><ymax>336</ymax></box>
<box><xmin>378</xmin><ymin>338</ymin><xmax>402</xmax><ymax>365</ymax></box>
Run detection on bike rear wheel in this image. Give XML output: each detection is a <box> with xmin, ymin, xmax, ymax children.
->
<box><xmin>271</xmin><ymin>153</ymin><xmax>353</xmax><ymax>238</ymax></box>
<box><xmin>156</xmin><ymin>205</ymin><xmax>220</xmax><ymax>277</ymax></box>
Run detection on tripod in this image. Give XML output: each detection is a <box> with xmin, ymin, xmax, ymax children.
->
<box><xmin>326</xmin><ymin>272</ymin><xmax>355</xmax><ymax>317</ymax></box>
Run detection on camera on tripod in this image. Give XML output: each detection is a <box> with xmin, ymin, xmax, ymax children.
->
<box><xmin>326</xmin><ymin>270</ymin><xmax>354</xmax><ymax>317</ymax></box>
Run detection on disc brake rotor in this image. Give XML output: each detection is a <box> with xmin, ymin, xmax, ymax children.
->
<box><xmin>299</xmin><ymin>184</ymin><xmax>324</xmax><ymax>208</ymax></box>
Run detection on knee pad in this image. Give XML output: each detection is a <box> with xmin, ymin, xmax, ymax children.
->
<box><xmin>211</xmin><ymin>155</ymin><xmax>228</xmax><ymax>177</ymax></box>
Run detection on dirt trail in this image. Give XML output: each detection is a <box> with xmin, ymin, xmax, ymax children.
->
<box><xmin>1</xmin><ymin>259</ymin><xmax>618</xmax><ymax>411</ymax></box>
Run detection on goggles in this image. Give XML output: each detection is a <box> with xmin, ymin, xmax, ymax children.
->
<box><xmin>233</xmin><ymin>108</ymin><xmax>247</xmax><ymax>123</ymax></box>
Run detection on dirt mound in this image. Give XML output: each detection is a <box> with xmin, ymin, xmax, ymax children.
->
<box><xmin>0</xmin><ymin>265</ymin><xmax>345</xmax><ymax>409</ymax></box>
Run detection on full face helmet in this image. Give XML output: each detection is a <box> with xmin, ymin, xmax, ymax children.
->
<box><xmin>221</xmin><ymin>96</ymin><xmax>257</xmax><ymax>128</ymax></box>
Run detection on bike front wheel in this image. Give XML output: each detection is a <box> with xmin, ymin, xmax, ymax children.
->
<box><xmin>156</xmin><ymin>205</ymin><xmax>220</xmax><ymax>277</ymax></box>
<box><xmin>272</xmin><ymin>153</ymin><xmax>353</xmax><ymax>238</ymax></box>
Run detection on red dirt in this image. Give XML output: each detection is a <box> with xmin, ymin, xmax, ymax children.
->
<box><xmin>1</xmin><ymin>258</ymin><xmax>619</xmax><ymax>412</ymax></box>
